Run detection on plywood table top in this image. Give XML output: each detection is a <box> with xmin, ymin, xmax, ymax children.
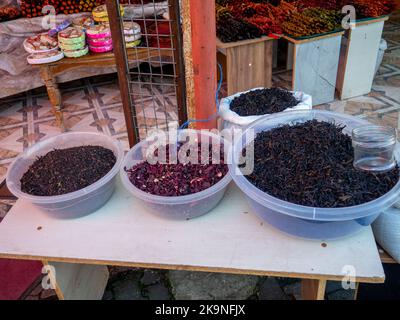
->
<box><xmin>0</xmin><ymin>180</ymin><xmax>384</xmax><ymax>283</ymax></box>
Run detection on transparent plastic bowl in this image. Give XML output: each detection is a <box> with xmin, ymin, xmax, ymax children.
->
<box><xmin>120</xmin><ymin>130</ymin><xmax>232</xmax><ymax>220</ymax></box>
<box><xmin>6</xmin><ymin>132</ymin><xmax>123</xmax><ymax>218</ymax></box>
<box><xmin>229</xmin><ymin>110</ymin><xmax>400</xmax><ymax>239</ymax></box>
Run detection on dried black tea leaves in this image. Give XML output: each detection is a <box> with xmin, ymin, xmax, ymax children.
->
<box><xmin>243</xmin><ymin>120</ymin><xmax>399</xmax><ymax>208</ymax></box>
<box><xmin>230</xmin><ymin>88</ymin><xmax>300</xmax><ymax>117</ymax></box>
<box><xmin>21</xmin><ymin>146</ymin><xmax>116</xmax><ymax>196</ymax></box>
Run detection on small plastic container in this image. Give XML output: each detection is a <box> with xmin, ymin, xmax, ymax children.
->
<box><xmin>6</xmin><ymin>132</ymin><xmax>123</xmax><ymax>218</ymax></box>
<box><xmin>120</xmin><ymin>130</ymin><xmax>232</xmax><ymax>220</ymax></box>
<box><xmin>229</xmin><ymin>110</ymin><xmax>400</xmax><ymax>240</ymax></box>
<box><xmin>352</xmin><ymin>125</ymin><xmax>397</xmax><ymax>173</ymax></box>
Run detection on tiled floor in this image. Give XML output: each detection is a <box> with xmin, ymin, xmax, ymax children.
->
<box><xmin>0</xmin><ymin>13</ymin><xmax>400</xmax><ymax>300</ymax></box>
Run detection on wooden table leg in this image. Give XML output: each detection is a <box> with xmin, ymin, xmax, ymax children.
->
<box><xmin>42</xmin><ymin>260</ymin><xmax>109</xmax><ymax>300</ymax></box>
<box><xmin>301</xmin><ymin>279</ymin><xmax>327</xmax><ymax>300</ymax></box>
<box><xmin>40</xmin><ymin>66</ymin><xmax>65</xmax><ymax>131</ymax></box>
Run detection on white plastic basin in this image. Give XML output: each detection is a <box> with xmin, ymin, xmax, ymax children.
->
<box><xmin>229</xmin><ymin>110</ymin><xmax>400</xmax><ymax>239</ymax></box>
<box><xmin>6</xmin><ymin>132</ymin><xmax>123</xmax><ymax>218</ymax></box>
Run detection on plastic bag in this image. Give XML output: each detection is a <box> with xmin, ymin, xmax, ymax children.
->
<box><xmin>373</xmin><ymin>206</ymin><xmax>400</xmax><ymax>264</ymax></box>
<box><xmin>219</xmin><ymin>87</ymin><xmax>313</xmax><ymax>129</ymax></box>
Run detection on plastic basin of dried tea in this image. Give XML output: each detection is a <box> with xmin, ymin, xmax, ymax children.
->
<box><xmin>230</xmin><ymin>88</ymin><xmax>300</xmax><ymax>117</ymax></box>
<box><xmin>243</xmin><ymin>120</ymin><xmax>399</xmax><ymax>208</ymax></box>
<box><xmin>20</xmin><ymin>146</ymin><xmax>116</xmax><ymax>196</ymax></box>
<box><xmin>126</xmin><ymin>144</ymin><xmax>228</xmax><ymax>197</ymax></box>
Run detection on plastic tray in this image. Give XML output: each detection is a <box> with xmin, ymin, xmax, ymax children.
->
<box><xmin>23</xmin><ymin>37</ymin><xmax>59</xmax><ymax>54</ymax></box>
<box><xmin>6</xmin><ymin>132</ymin><xmax>123</xmax><ymax>218</ymax></box>
<box><xmin>120</xmin><ymin>130</ymin><xmax>232</xmax><ymax>220</ymax></box>
<box><xmin>229</xmin><ymin>110</ymin><xmax>400</xmax><ymax>239</ymax></box>
<box><xmin>27</xmin><ymin>51</ymin><xmax>64</xmax><ymax>65</ymax></box>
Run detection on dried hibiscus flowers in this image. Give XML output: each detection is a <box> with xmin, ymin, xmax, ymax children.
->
<box><xmin>126</xmin><ymin>144</ymin><xmax>228</xmax><ymax>197</ymax></box>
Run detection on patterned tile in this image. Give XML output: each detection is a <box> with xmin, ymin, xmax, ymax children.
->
<box><xmin>0</xmin><ymin>125</ymin><xmax>29</xmax><ymax>156</ymax></box>
<box><xmin>0</xmin><ymin>99</ymin><xmax>27</xmax><ymax>127</ymax></box>
<box><xmin>92</xmin><ymin>82</ymin><xmax>122</xmax><ymax>107</ymax></box>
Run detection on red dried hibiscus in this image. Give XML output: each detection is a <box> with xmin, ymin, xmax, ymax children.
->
<box><xmin>126</xmin><ymin>144</ymin><xmax>228</xmax><ymax>197</ymax></box>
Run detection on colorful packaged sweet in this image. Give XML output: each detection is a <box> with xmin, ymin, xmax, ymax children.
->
<box><xmin>72</xmin><ymin>15</ymin><xmax>95</xmax><ymax>31</ymax></box>
<box><xmin>125</xmin><ymin>39</ymin><xmax>141</xmax><ymax>48</ymax></box>
<box><xmin>92</xmin><ymin>4</ymin><xmax>124</xmax><ymax>22</ymax></box>
<box><xmin>87</xmin><ymin>37</ymin><xmax>113</xmax><ymax>47</ymax></box>
<box><xmin>102</xmin><ymin>21</ymin><xmax>141</xmax><ymax>35</ymax></box>
<box><xmin>88</xmin><ymin>44</ymin><xmax>113</xmax><ymax>53</ymax></box>
<box><xmin>27</xmin><ymin>50</ymin><xmax>64</xmax><ymax>64</ymax></box>
<box><xmin>86</xmin><ymin>24</ymin><xmax>111</xmax><ymax>39</ymax></box>
<box><xmin>23</xmin><ymin>33</ymin><xmax>59</xmax><ymax>54</ymax></box>
<box><xmin>58</xmin><ymin>27</ymin><xmax>86</xmax><ymax>45</ymax></box>
<box><xmin>63</xmin><ymin>45</ymin><xmax>89</xmax><ymax>58</ymax></box>
<box><xmin>48</xmin><ymin>20</ymin><xmax>71</xmax><ymax>37</ymax></box>
<box><xmin>125</xmin><ymin>34</ymin><xmax>142</xmax><ymax>42</ymax></box>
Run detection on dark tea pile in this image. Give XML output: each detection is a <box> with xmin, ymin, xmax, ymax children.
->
<box><xmin>126</xmin><ymin>144</ymin><xmax>228</xmax><ymax>197</ymax></box>
<box><xmin>21</xmin><ymin>146</ymin><xmax>116</xmax><ymax>196</ymax></box>
<box><xmin>243</xmin><ymin>120</ymin><xmax>399</xmax><ymax>208</ymax></box>
<box><xmin>230</xmin><ymin>88</ymin><xmax>300</xmax><ymax>117</ymax></box>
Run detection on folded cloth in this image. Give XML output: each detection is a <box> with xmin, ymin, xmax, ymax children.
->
<box><xmin>373</xmin><ymin>206</ymin><xmax>400</xmax><ymax>264</ymax></box>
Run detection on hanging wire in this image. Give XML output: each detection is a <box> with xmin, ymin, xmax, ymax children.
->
<box><xmin>179</xmin><ymin>62</ymin><xmax>224</xmax><ymax>130</ymax></box>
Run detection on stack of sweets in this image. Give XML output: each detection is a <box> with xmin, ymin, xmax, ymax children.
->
<box><xmin>123</xmin><ymin>21</ymin><xmax>142</xmax><ymax>48</ymax></box>
<box><xmin>103</xmin><ymin>21</ymin><xmax>142</xmax><ymax>48</ymax></box>
<box><xmin>24</xmin><ymin>33</ymin><xmax>64</xmax><ymax>65</ymax></box>
<box><xmin>92</xmin><ymin>4</ymin><xmax>124</xmax><ymax>23</ymax></box>
<box><xmin>58</xmin><ymin>27</ymin><xmax>88</xmax><ymax>58</ymax></box>
<box><xmin>86</xmin><ymin>24</ymin><xmax>113</xmax><ymax>53</ymax></box>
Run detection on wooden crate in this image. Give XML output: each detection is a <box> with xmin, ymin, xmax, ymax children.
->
<box><xmin>337</xmin><ymin>16</ymin><xmax>389</xmax><ymax>100</ymax></box>
<box><xmin>284</xmin><ymin>32</ymin><xmax>344</xmax><ymax>106</ymax></box>
<box><xmin>217</xmin><ymin>36</ymin><xmax>274</xmax><ymax>96</ymax></box>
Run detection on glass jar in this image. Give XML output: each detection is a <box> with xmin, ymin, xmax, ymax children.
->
<box><xmin>352</xmin><ymin>125</ymin><xmax>397</xmax><ymax>173</ymax></box>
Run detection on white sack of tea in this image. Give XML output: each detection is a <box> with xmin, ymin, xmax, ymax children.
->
<box><xmin>219</xmin><ymin>87</ymin><xmax>312</xmax><ymax>128</ymax></box>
